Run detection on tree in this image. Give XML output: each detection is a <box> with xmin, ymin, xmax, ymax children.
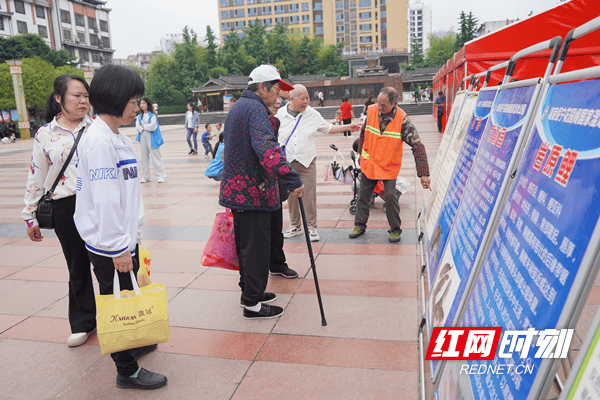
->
<box><xmin>425</xmin><ymin>32</ymin><xmax>457</xmax><ymax>66</ymax></box>
<box><xmin>0</xmin><ymin>34</ymin><xmax>77</xmax><ymax>67</ymax></box>
<box><xmin>55</xmin><ymin>65</ymin><xmax>85</xmax><ymax>78</ymax></box>
<box><xmin>317</xmin><ymin>42</ymin><xmax>347</xmax><ymax>77</ymax></box>
<box><xmin>204</xmin><ymin>26</ymin><xmax>218</xmax><ymax>70</ymax></box>
<box><xmin>0</xmin><ymin>57</ymin><xmax>55</xmax><ymax>110</ymax></box>
<box><xmin>171</xmin><ymin>26</ymin><xmax>208</xmax><ymax>99</ymax></box>
<box><xmin>410</xmin><ymin>35</ymin><xmax>425</xmax><ymax>67</ymax></box>
<box><xmin>265</xmin><ymin>23</ymin><xmax>292</xmax><ymax>76</ymax></box>
<box><xmin>242</xmin><ymin>19</ymin><xmax>267</xmax><ymax>67</ymax></box>
<box><xmin>146</xmin><ymin>53</ymin><xmax>184</xmax><ymax>106</ymax></box>
<box><xmin>455</xmin><ymin>11</ymin><xmax>479</xmax><ymax>51</ymax></box>
<box><xmin>399</xmin><ymin>63</ymin><xmax>415</xmax><ymax>72</ymax></box>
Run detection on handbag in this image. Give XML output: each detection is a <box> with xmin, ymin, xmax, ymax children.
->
<box><xmin>36</xmin><ymin>126</ymin><xmax>85</xmax><ymax>229</ymax></box>
<box><xmin>96</xmin><ymin>270</ymin><xmax>169</xmax><ymax>355</ymax></box>
<box><xmin>201</xmin><ymin>209</ymin><xmax>239</xmax><ymax>271</ymax></box>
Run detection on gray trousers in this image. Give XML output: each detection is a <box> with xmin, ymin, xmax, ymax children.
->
<box><xmin>354</xmin><ymin>173</ymin><xmax>402</xmax><ymax>234</ymax></box>
<box><xmin>139</xmin><ymin>132</ymin><xmax>166</xmax><ymax>180</ymax></box>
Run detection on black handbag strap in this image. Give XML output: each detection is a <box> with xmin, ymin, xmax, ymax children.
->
<box><xmin>48</xmin><ymin>126</ymin><xmax>85</xmax><ymax>194</ymax></box>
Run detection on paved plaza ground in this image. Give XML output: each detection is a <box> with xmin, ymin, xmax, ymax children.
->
<box><xmin>0</xmin><ymin>115</ymin><xmax>598</xmax><ymax>399</ymax></box>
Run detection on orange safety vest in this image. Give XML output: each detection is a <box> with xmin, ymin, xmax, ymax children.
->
<box><xmin>361</xmin><ymin>104</ymin><xmax>406</xmax><ymax>180</ymax></box>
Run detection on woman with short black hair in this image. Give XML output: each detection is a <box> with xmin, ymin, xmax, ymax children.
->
<box><xmin>74</xmin><ymin>64</ymin><xmax>167</xmax><ymax>390</ymax></box>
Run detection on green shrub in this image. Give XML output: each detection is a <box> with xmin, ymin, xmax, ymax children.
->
<box><xmin>156</xmin><ymin>105</ymin><xmax>188</xmax><ymax>114</ymax></box>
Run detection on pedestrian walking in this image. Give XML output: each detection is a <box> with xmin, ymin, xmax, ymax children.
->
<box><xmin>185</xmin><ymin>102</ymin><xmax>200</xmax><ymax>154</ymax></box>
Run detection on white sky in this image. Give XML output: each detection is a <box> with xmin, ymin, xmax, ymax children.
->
<box><xmin>109</xmin><ymin>0</ymin><xmax>565</xmax><ymax>59</ymax></box>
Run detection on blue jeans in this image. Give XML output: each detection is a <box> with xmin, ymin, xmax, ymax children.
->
<box><xmin>186</xmin><ymin>128</ymin><xmax>197</xmax><ymax>150</ymax></box>
<box><xmin>202</xmin><ymin>141</ymin><xmax>213</xmax><ymax>156</ymax></box>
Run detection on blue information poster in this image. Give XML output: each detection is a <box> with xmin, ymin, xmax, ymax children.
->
<box><xmin>427</xmin><ymin>84</ymin><xmax>538</xmax><ymax>378</ymax></box>
<box><xmin>459</xmin><ymin>79</ymin><xmax>600</xmax><ymax>399</ymax></box>
<box><xmin>427</xmin><ymin>89</ymin><xmax>498</xmax><ymax>285</ymax></box>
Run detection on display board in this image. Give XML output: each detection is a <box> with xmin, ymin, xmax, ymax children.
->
<box><xmin>426</xmin><ymin>88</ymin><xmax>498</xmax><ymax>287</ymax></box>
<box><xmin>436</xmin><ymin>78</ymin><xmax>600</xmax><ymax>399</ymax></box>
<box><xmin>427</xmin><ymin>83</ymin><xmax>541</xmax><ymax>379</ymax></box>
<box><xmin>424</xmin><ymin>91</ymin><xmax>467</xmax><ymax>240</ymax></box>
<box><xmin>425</xmin><ymin>92</ymin><xmax>479</xmax><ymax>264</ymax></box>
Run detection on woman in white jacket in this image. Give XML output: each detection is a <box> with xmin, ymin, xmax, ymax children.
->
<box><xmin>74</xmin><ymin>64</ymin><xmax>167</xmax><ymax>390</ymax></box>
<box><xmin>135</xmin><ymin>98</ymin><xmax>166</xmax><ymax>183</ymax></box>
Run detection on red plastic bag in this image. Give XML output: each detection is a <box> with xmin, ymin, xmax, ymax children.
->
<box><xmin>201</xmin><ymin>209</ymin><xmax>239</xmax><ymax>271</ymax></box>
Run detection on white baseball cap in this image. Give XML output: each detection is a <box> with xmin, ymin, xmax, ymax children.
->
<box><xmin>248</xmin><ymin>64</ymin><xmax>294</xmax><ymax>91</ymax></box>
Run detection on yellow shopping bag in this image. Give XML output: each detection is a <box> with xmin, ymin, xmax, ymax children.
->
<box><xmin>96</xmin><ymin>270</ymin><xmax>169</xmax><ymax>355</ymax></box>
<box><xmin>137</xmin><ymin>247</ymin><xmax>151</xmax><ymax>287</ymax></box>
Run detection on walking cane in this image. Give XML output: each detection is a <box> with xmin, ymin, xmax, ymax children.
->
<box><xmin>298</xmin><ymin>197</ymin><xmax>327</xmax><ymax>326</ymax></box>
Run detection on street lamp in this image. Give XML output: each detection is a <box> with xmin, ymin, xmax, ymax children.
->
<box><xmin>6</xmin><ymin>60</ymin><xmax>31</xmax><ymax>139</ymax></box>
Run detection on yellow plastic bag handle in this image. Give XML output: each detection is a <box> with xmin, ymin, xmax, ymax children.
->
<box><xmin>113</xmin><ymin>270</ymin><xmax>142</xmax><ymax>299</ymax></box>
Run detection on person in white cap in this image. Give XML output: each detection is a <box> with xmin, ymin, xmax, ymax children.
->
<box><xmin>219</xmin><ymin>64</ymin><xmax>305</xmax><ymax>320</ymax></box>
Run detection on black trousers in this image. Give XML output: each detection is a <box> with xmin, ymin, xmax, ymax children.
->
<box><xmin>87</xmin><ymin>248</ymin><xmax>141</xmax><ymax>377</ymax></box>
<box><xmin>343</xmin><ymin>118</ymin><xmax>352</xmax><ymax>136</ymax></box>
<box><xmin>52</xmin><ymin>195</ymin><xmax>96</xmax><ymax>334</ymax></box>
<box><xmin>233</xmin><ymin>209</ymin><xmax>283</xmax><ymax>306</ymax></box>
<box><xmin>437</xmin><ymin>112</ymin><xmax>444</xmax><ymax>133</ymax></box>
<box><xmin>270</xmin><ymin>206</ymin><xmax>287</xmax><ymax>273</ymax></box>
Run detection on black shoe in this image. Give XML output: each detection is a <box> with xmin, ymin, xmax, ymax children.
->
<box><xmin>243</xmin><ymin>303</ymin><xmax>284</xmax><ymax>319</ymax></box>
<box><xmin>188</xmin><ymin>149</ymin><xmax>194</xmax><ymax>155</ymax></box>
<box><xmin>270</xmin><ymin>266</ymin><xmax>298</xmax><ymax>279</ymax></box>
<box><xmin>116</xmin><ymin>368</ymin><xmax>167</xmax><ymax>390</ymax></box>
<box><xmin>131</xmin><ymin>344</ymin><xmax>158</xmax><ymax>362</ymax></box>
<box><xmin>240</xmin><ymin>292</ymin><xmax>277</xmax><ymax>307</ymax></box>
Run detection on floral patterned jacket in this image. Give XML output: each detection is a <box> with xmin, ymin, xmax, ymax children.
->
<box><xmin>219</xmin><ymin>90</ymin><xmax>302</xmax><ymax>211</ymax></box>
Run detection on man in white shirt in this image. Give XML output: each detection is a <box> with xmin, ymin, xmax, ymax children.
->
<box><xmin>276</xmin><ymin>84</ymin><xmax>360</xmax><ymax>241</ymax></box>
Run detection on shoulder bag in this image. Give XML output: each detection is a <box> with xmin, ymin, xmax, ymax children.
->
<box><xmin>36</xmin><ymin>126</ymin><xmax>85</xmax><ymax>229</ymax></box>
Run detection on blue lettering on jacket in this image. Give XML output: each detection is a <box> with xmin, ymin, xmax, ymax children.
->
<box><xmin>117</xmin><ymin>159</ymin><xmax>137</xmax><ymax>168</ymax></box>
<box><xmin>123</xmin><ymin>166</ymin><xmax>138</xmax><ymax>180</ymax></box>
<box><xmin>89</xmin><ymin>168</ymin><xmax>117</xmax><ymax>181</ymax></box>
<box><xmin>76</xmin><ymin>177</ymin><xmax>82</xmax><ymax>191</ymax></box>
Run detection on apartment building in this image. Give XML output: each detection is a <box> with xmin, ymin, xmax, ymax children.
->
<box><xmin>408</xmin><ymin>0</ymin><xmax>432</xmax><ymax>53</ymax></box>
<box><xmin>0</xmin><ymin>0</ymin><xmax>114</xmax><ymax>70</ymax></box>
<box><xmin>217</xmin><ymin>0</ymin><xmax>408</xmax><ymax>54</ymax></box>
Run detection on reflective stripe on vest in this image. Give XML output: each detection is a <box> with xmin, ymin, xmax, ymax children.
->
<box><xmin>360</xmin><ymin>104</ymin><xmax>406</xmax><ymax>180</ymax></box>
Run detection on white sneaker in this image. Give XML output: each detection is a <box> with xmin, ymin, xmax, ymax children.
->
<box><xmin>283</xmin><ymin>226</ymin><xmax>303</xmax><ymax>238</ymax></box>
<box><xmin>309</xmin><ymin>227</ymin><xmax>320</xmax><ymax>242</ymax></box>
<box><xmin>67</xmin><ymin>330</ymin><xmax>95</xmax><ymax>347</ymax></box>
<box><xmin>140</xmin><ymin>177</ymin><xmax>148</xmax><ymax>183</ymax></box>
<box><xmin>157</xmin><ymin>177</ymin><xmax>166</xmax><ymax>183</ymax></box>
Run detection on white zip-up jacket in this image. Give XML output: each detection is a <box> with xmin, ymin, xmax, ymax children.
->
<box><xmin>74</xmin><ymin>117</ymin><xmax>144</xmax><ymax>257</ymax></box>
